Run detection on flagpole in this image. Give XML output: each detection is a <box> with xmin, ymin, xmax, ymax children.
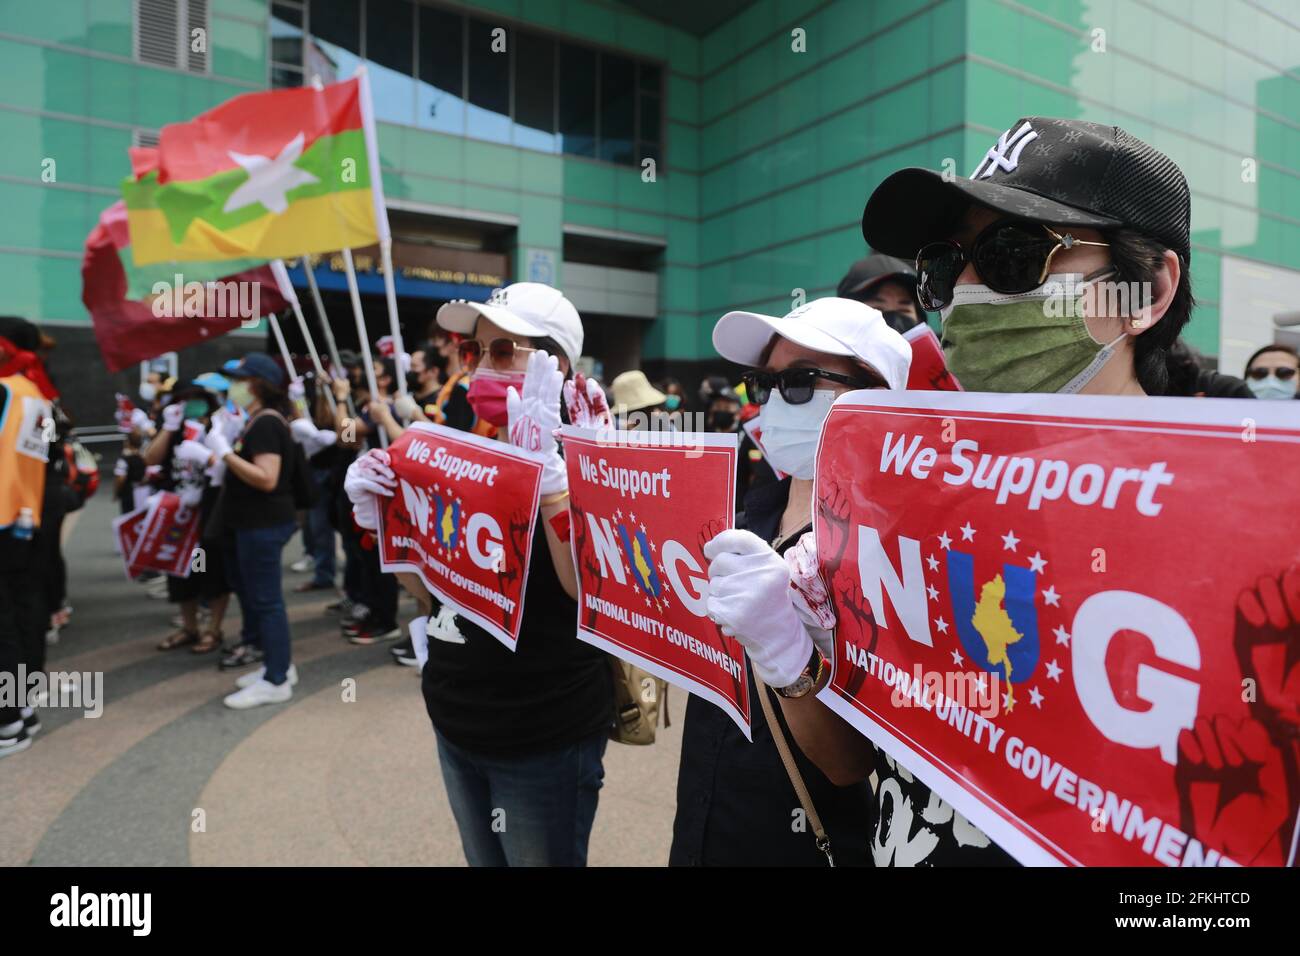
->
<box><xmin>267</xmin><ymin>312</ymin><xmax>295</xmax><ymax>377</ymax></box>
<box><xmin>301</xmin><ymin>253</ymin><xmax>357</xmax><ymax>419</ymax></box>
<box><xmin>378</xmin><ymin>239</ymin><xmax>408</xmax><ymax>399</ymax></box>
<box><xmin>341</xmin><ymin>246</ymin><xmax>386</xmax><ymax>449</ymax></box>
<box><xmin>271</xmin><ymin>259</ymin><xmax>337</xmax><ymax>413</ymax></box>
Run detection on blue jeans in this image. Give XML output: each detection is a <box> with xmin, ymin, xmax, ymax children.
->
<box><xmin>224</xmin><ymin>521</ymin><xmax>295</xmax><ymax>684</ymax></box>
<box><xmin>435</xmin><ymin>729</ymin><xmax>608</xmax><ymax>867</ymax></box>
<box><xmin>306</xmin><ymin>467</ymin><xmax>336</xmax><ymax>587</ymax></box>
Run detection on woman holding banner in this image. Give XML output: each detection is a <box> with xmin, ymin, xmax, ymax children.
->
<box><xmin>195</xmin><ymin>354</ymin><xmax>300</xmax><ymax>709</ymax></box>
<box><xmin>345</xmin><ymin>283</ymin><xmax>616</xmax><ymax>867</ymax></box>
<box><xmin>716</xmin><ymin>118</ymin><xmax>1210</xmax><ymax>866</ymax></box>
<box><xmin>669</xmin><ymin>297</ymin><xmax>908</xmax><ymax>867</ymax></box>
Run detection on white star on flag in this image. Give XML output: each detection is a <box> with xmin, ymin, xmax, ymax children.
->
<box><xmin>951</xmin><ymin>648</ymin><xmax>964</xmax><ymax>667</ymax></box>
<box><xmin>1045</xmin><ymin>659</ymin><xmax>1063</xmax><ymax>681</ymax></box>
<box><xmin>935</xmin><ymin>616</ymin><xmax>949</xmax><ymax>634</ymax></box>
<box><xmin>926</xmin><ymin>553</ymin><xmax>939</xmax><ymax>572</ymax></box>
<box><xmin>649</xmin><ymin>540</ymin><xmax>656</xmax><ymax>553</ymax></box>
<box><xmin>1028</xmin><ymin>551</ymin><xmax>1047</xmax><ymax>573</ymax></box>
<box><xmin>1053</xmin><ymin>625</ymin><xmax>1071</xmax><ymax>646</ymax></box>
<box><xmin>629</xmin><ymin>512</ymin><xmax>637</xmax><ymax>524</ymax></box>
<box><xmin>615</xmin><ymin>509</ymin><xmax>623</xmax><ymax>520</ymax></box>
<box><xmin>927</xmin><ymin>583</ymin><xmax>939</xmax><ymax>602</ymax></box>
<box><xmin>1029</xmin><ymin>686</ymin><xmax>1044</xmax><ymax>708</ymax></box>
<box><xmin>975</xmin><ymin>673</ymin><xmax>988</xmax><ymax>695</ymax></box>
<box><xmin>1042</xmin><ymin>585</ymin><xmax>1060</xmax><ymax>607</ymax></box>
<box><xmin>1001</xmin><ymin>530</ymin><xmax>1019</xmax><ymax>551</ymax></box>
<box><xmin>223</xmin><ymin>132</ymin><xmax>319</xmax><ymax>215</ymax></box>
<box><xmin>937</xmin><ymin>531</ymin><xmax>952</xmax><ymax>550</ymax></box>
<box><xmin>640</xmin><ymin>522</ymin><xmax>647</xmax><ymax>535</ymax></box>
<box><xmin>960</xmin><ymin>522</ymin><xmax>976</xmax><ymax>541</ymax></box>
<box><xmin>1002</xmin><ymin>690</ymin><xmax>1015</xmax><ymax>712</ymax></box>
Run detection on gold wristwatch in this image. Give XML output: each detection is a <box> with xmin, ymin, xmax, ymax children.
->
<box><xmin>775</xmin><ymin>647</ymin><xmax>826</xmax><ymax>699</ymax></box>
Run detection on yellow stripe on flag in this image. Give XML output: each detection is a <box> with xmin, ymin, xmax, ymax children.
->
<box><xmin>127</xmin><ymin>190</ymin><xmax>379</xmax><ymax>267</ymax></box>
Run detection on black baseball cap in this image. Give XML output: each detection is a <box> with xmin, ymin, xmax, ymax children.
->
<box><xmin>837</xmin><ymin>254</ymin><xmax>917</xmax><ymax>300</ymax></box>
<box><xmin>863</xmin><ymin>117</ymin><xmax>1191</xmax><ymax>263</ymax></box>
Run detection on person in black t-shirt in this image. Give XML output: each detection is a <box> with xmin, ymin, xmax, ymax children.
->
<box><xmin>345</xmin><ymin>284</ymin><xmax>614</xmax><ymax>866</ymax></box>
<box><xmin>196</xmin><ymin>353</ymin><xmax>299</xmax><ymax>710</ymax></box>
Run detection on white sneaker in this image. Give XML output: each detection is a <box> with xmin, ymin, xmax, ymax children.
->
<box><xmin>290</xmin><ymin>557</ymin><xmax>314</xmax><ymax>573</ymax></box>
<box><xmin>223</xmin><ymin>678</ymin><xmax>293</xmax><ymax>710</ymax></box>
<box><xmin>235</xmin><ymin>664</ymin><xmax>298</xmax><ymax>690</ymax></box>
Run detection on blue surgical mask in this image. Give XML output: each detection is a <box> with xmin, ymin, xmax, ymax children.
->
<box><xmin>758</xmin><ymin>389</ymin><xmax>837</xmax><ymax>479</ymax></box>
<box><xmin>1247</xmin><ymin>374</ymin><xmax>1298</xmax><ymax>401</ymax></box>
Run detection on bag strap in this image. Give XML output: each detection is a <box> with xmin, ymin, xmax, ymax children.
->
<box><xmin>755</xmin><ymin>679</ymin><xmax>834</xmax><ymax>867</ymax></box>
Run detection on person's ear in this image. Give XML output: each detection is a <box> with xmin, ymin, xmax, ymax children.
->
<box><xmin>1131</xmin><ymin>249</ymin><xmax>1180</xmax><ymax>336</ymax></box>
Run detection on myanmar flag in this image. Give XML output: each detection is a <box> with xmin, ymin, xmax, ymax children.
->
<box><xmin>122</xmin><ymin>72</ymin><xmax>386</xmax><ymax>267</ymax></box>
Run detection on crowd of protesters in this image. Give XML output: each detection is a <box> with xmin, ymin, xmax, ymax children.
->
<box><xmin>2</xmin><ymin>116</ymin><xmax>1298</xmax><ymax>869</ymax></box>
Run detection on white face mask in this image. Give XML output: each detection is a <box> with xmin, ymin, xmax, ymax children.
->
<box><xmin>1247</xmin><ymin>374</ymin><xmax>1298</xmax><ymax>401</ymax></box>
<box><xmin>758</xmin><ymin>388</ymin><xmax>837</xmax><ymax>480</ymax></box>
<box><xmin>139</xmin><ymin>382</ymin><xmax>157</xmax><ymax>402</ymax></box>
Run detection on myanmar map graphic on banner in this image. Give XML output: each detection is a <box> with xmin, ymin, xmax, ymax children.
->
<box><xmin>122</xmin><ymin>73</ymin><xmax>385</xmax><ymax>265</ymax></box>
<box><xmin>561</xmin><ymin>426</ymin><xmax>749</xmax><ymax>736</ymax></box>
<box><xmin>813</xmin><ymin>391</ymin><xmax>1300</xmax><ymax>867</ymax></box>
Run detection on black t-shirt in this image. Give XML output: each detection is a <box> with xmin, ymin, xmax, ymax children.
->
<box><xmin>670</xmin><ymin>478</ymin><xmax>875</xmax><ymax>867</ymax></box>
<box><xmin>421</xmin><ymin>521</ymin><xmax>614</xmax><ymax>757</ymax></box>
<box><xmin>217</xmin><ymin>412</ymin><xmax>295</xmax><ymax>530</ymax></box>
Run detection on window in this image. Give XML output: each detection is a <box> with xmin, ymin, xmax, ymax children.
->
<box><xmin>466</xmin><ymin>18</ymin><xmax>510</xmax><ymax>143</ymax></box>
<box><xmin>366</xmin><ymin>0</ymin><xmax>415</xmax><ymax>124</ymax></box>
<box><xmin>136</xmin><ymin>0</ymin><xmax>209</xmax><ymax>73</ymax></box>
<box><xmin>513</xmin><ymin>32</ymin><xmax>556</xmax><ymax>151</ymax></box>
<box><xmin>268</xmin><ymin>1</ymin><xmax>663</xmax><ymax>167</ymax></box>
<box><xmin>417</xmin><ymin>6</ymin><xmax>466</xmax><ymax>135</ymax></box>
<box><xmin>559</xmin><ymin>43</ymin><xmax>597</xmax><ymax>158</ymax></box>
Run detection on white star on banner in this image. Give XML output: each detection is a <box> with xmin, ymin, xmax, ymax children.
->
<box><xmin>951</xmin><ymin>648</ymin><xmax>964</xmax><ymax>667</ymax></box>
<box><xmin>1053</xmin><ymin>625</ymin><xmax>1071</xmax><ymax>646</ymax></box>
<box><xmin>223</xmin><ymin>132</ymin><xmax>319</xmax><ymax>215</ymax></box>
<box><xmin>935</xmin><ymin>616</ymin><xmax>949</xmax><ymax>634</ymax></box>
<box><xmin>960</xmin><ymin>522</ymin><xmax>976</xmax><ymax>541</ymax></box>
<box><xmin>1001</xmin><ymin>530</ymin><xmax>1019</xmax><ymax>551</ymax></box>
<box><xmin>1002</xmin><ymin>690</ymin><xmax>1015</xmax><ymax>712</ymax></box>
<box><xmin>629</xmin><ymin>512</ymin><xmax>637</xmax><ymax>524</ymax></box>
<box><xmin>615</xmin><ymin>508</ymin><xmax>623</xmax><ymax>520</ymax></box>
<box><xmin>938</xmin><ymin>531</ymin><xmax>952</xmax><ymax>550</ymax></box>
<box><xmin>927</xmin><ymin>583</ymin><xmax>939</xmax><ymax>602</ymax></box>
<box><xmin>926</xmin><ymin>553</ymin><xmax>940</xmax><ymax>572</ymax></box>
<box><xmin>1028</xmin><ymin>551</ymin><xmax>1047</xmax><ymax>573</ymax></box>
<box><xmin>975</xmin><ymin>673</ymin><xmax>988</xmax><ymax>695</ymax></box>
<box><xmin>1029</xmin><ymin>686</ymin><xmax>1044</xmax><ymax>708</ymax></box>
<box><xmin>1042</xmin><ymin>585</ymin><xmax>1060</xmax><ymax>607</ymax></box>
<box><xmin>1045</xmin><ymin>659</ymin><xmax>1063</xmax><ymax>681</ymax></box>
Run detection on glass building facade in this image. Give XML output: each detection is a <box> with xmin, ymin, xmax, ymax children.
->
<box><xmin>1</xmin><ymin>0</ymin><xmax>1297</xmax><ymax>419</ymax></box>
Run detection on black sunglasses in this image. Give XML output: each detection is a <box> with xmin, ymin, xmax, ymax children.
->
<box><xmin>1247</xmin><ymin>366</ymin><xmax>1297</xmax><ymax>381</ymax></box>
<box><xmin>742</xmin><ymin>367</ymin><xmax>882</xmax><ymax>406</ymax></box>
<box><xmin>916</xmin><ymin>218</ymin><xmax>1110</xmax><ymax>311</ymax></box>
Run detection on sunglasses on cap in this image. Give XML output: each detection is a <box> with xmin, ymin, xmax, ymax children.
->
<box><xmin>457</xmin><ymin>337</ymin><xmax>537</xmax><ymax>369</ymax></box>
<box><xmin>741</xmin><ymin>367</ymin><xmax>883</xmax><ymax>406</ymax></box>
<box><xmin>916</xmin><ymin>218</ymin><xmax>1110</xmax><ymax>311</ymax></box>
<box><xmin>1247</xmin><ymin>366</ymin><xmax>1297</xmax><ymax>381</ymax></box>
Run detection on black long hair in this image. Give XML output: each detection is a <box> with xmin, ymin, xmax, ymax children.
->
<box><xmin>1105</xmin><ymin>228</ymin><xmax>1195</xmax><ymax>396</ymax></box>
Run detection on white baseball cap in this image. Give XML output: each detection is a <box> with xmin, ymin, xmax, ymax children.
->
<box><xmin>437</xmin><ymin>282</ymin><xmax>584</xmax><ymax>368</ymax></box>
<box><xmin>712</xmin><ymin>296</ymin><xmax>912</xmax><ymax>390</ymax></box>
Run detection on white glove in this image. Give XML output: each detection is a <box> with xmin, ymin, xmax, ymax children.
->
<box><xmin>344</xmin><ymin>449</ymin><xmax>396</xmax><ymax>531</ymax></box>
<box><xmin>204</xmin><ymin>427</ymin><xmax>232</xmax><ymax>461</ymax></box>
<box><xmin>704</xmin><ymin>528</ymin><xmax>814</xmax><ymax>688</ymax></box>
<box><xmin>289</xmin><ymin>417</ymin><xmax>320</xmax><ymax>445</ymax></box>
<box><xmin>130</xmin><ymin>408</ymin><xmax>153</xmax><ymax>434</ymax></box>
<box><xmin>506</xmin><ymin>350</ymin><xmax>566</xmax><ymax>496</ymax></box>
<box><xmin>175</xmin><ymin>439</ymin><xmax>213</xmax><ymax>467</ymax></box>
<box><xmin>162</xmin><ymin>402</ymin><xmax>184</xmax><ymax>432</ymax></box>
<box><xmin>563</xmin><ymin>373</ymin><xmax>612</xmax><ymax>430</ymax></box>
<box><xmin>409</xmin><ymin>615</ymin><xmax>430</xmax><ymax>669</ymax></box>
<box><xmin>393</xmin><ymin>393</ymin><xmax>420</xmax><ymax>422</ymax></box>
<box><xmin>785</xmin><ymin>531</ymin><xmax>836</xmax><ymax>658</ymax></box>
<box><xmin>288</xmin><ymin>377</ymin><xmax>306</xmax><ymax>402</ymax></box>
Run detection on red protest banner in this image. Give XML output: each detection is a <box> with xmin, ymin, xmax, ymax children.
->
<box><xmin>376</xmin><ymin>422</ymin><xmax>545</xmax><ymax>651</ymax></box>
<box><xmin>127</xmin><ymin>492</ymin><xmax>202</xmax><ymax>578</ymax></box>
<box><xmin>903</xmin><ymin>322</ymin><xmax>962</xmax><ymax>392</ymax></box>
<box><xmin>813</xmin><ymin>391</ymin><xmax>1300</xmax><ymax>867</ymax></box>
<box><xmin>112</xmin><ymin>506</ymin><xmax>149</xmax><ymax>580</ymax></box>
<box><xmin>560</xmin><ymin>426</ymin><xmax>750</xmax><ymax>737</ymax></box>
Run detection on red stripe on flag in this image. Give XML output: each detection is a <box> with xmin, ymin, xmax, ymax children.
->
<box><xmin>157</xmin><ymin>78</ymin><xmax>363</xmax><ymax>184</ymax></box>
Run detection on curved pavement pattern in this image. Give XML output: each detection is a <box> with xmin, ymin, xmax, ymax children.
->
<box><xmin>2</xmin><ymin>494</ymin><xmax>681</xmax><ymax>866</ymax></box>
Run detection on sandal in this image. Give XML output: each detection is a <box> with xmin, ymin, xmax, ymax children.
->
<box><xmin>191</xmin><ymin>630</ymin><xmax>224</xmax><ymax>654</ymax></box>
<box><xmin>157</xmin><ymin>629</ymin><xmax>199</xmax><ymax>651</ymax></box>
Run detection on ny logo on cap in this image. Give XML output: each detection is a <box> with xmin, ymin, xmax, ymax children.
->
<box><xmin>488</xmin><ymin>287</ymin><xmax>509</xmax><ymax>306</ymax></box>
<box><xmin>971</xmin><ymin>121</ymin><xmax>1039</xmax><ymax>179</ymax></box>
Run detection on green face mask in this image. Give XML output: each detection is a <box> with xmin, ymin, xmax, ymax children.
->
<box><xmin>940</xmin><ymin>274</ymin><xmax>1126</xmax><ymax>394</ymax></box>
<box><xmin>182</xmin><ymin>399</ymin><xmax>208</xmax><ymax>420</ymax></box>
<box><xmin>228</xmin><ymin>380</ymin><xmax>255</xmax><ymax>409</ymax></box>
